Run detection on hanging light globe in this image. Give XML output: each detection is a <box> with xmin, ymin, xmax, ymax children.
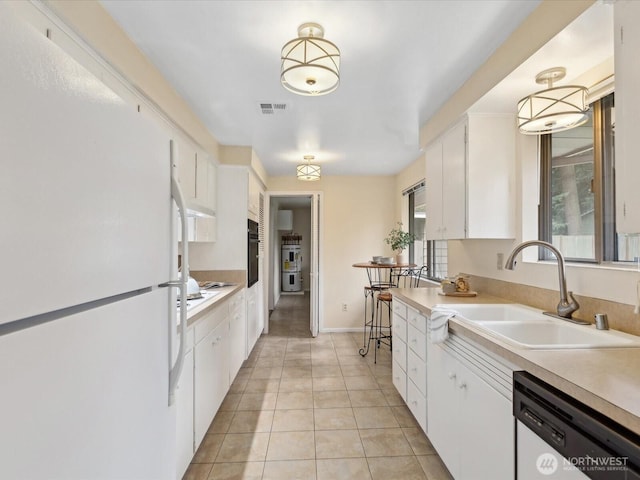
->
<box><xmin>281</xmin><ymin>23</ymin><xmax>340</xmax><ymax>96</ymax></box>
<box><xmin>517</xmin><ymin>67</ymin><xmax>589</xmax><ymax>135</ymax></box>
<box><xmin>297</xmin><ymin>155</ymin><xmax>321</xmax><ymax>181</ymax></box>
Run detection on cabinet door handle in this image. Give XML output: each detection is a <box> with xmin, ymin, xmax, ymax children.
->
<box><xmin>448</xmin><ymin>372</ymin><xmax>456</xmax><ymax>380</ymax></box>
<box><xmin>459</xmin><ymin>381</ymin><xmax>467</xmax><ymax>390</ymax></box>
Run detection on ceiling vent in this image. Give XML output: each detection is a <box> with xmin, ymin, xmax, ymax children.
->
<box><xmin>259</xmin><ymin>103</ymin><xmax>287</xmax><ymax>115</ymax></box>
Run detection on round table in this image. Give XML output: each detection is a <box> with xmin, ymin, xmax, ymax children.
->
<box><xmin>352</xmin><ymin>262</ymin><xmax>417</xmax><ymax>289</ymax></box>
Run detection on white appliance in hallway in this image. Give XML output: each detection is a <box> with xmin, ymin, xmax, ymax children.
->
<box><xmin>0</xmin><ymin>4</ymin><xmax>187</xmax><ymax>478</ymax></box>
<box><xmin>281</xmin><ymin>234</ymin><xmax>302</xmax><ymax>292</ymax></box>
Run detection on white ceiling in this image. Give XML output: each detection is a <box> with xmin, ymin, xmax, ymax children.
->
<box><xmin>99</xmin><ymin>1</ymin><xmax>612</xmax><ymax>178</ymax></box>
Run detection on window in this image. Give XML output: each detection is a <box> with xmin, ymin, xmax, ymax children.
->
<box><xmin>407</xmin><ymin>183</ymin><xmax>447</xmax><ymax>280</ymax></box>
<box><xmin>540</xmin><ymin>92</ymin><xmax>640</xmax><ymax>263</ymax></box>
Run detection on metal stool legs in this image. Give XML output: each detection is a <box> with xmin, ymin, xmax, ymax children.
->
<box><xmin>375</xmin><ymin>292</ymin><xmax>392</xmax><ymax>364</ymax></box>
<box><xmin>359</xmin><ymin>287</ymin><xmax>376</xmax><ymax>358</ymax></box>
<box><xmin>359</xmin><ymin>288</ymin><xmax>392</xmax><ymax>364</ymax></box>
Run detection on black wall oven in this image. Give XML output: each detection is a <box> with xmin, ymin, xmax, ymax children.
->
<box><xmin>247</xmin><ymin>219</ymin><xmax>259</xmax><ymax>288</ymax></box>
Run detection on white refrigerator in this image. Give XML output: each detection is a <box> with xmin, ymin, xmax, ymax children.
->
<box><xmin>0</xmin><ymin>4</ymin><xmax>187</xmax><ymax>479</ymax></box>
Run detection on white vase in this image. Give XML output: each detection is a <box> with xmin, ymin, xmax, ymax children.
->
<box><xmin>395</xmin><ymin>252</ymin><xmax>408</xmax><ymax>265</ymax></box>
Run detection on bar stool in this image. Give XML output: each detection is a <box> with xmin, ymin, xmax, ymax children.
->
<box><xmin>358</xmin><ymin>266</ymin><xmax>395</xmax><ymax>361</ymax></box>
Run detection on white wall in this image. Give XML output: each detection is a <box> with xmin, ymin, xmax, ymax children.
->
<box><xmin>268</xmin><ymin>176</ymin><xmax>397</xmax><ymax>331</ymax></box>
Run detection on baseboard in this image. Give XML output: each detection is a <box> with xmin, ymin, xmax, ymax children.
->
<box><xmin>319</xmin><ymin>327</ymin><xmax>361</xmax><ymax>333</ymax></box>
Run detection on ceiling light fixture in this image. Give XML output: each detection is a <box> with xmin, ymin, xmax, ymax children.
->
<box><xmin>517</xmin><ymin>67</ymin><xmax>589</xmax><ymax>135</ymax></box>
<box><xmin>281</xmin><ymin>22</ymin><xmax>340</xmax><ymax>96</ymax></box>
<box><xmin>297</xmin><ymin>155</ymin><xmax>321</xmax><ymax>181</ymax></box>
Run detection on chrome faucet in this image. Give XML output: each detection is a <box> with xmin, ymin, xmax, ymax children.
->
<box><xmin>505</xmin><ymin>240</ymin><xmax>585</xmax><ymax>323</ymax></box>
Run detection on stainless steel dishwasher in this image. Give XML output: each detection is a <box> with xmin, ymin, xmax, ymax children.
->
<box><xmin>513</xmin><ymin>371</ymin><xmax>640</xmax><ymax>479</ymax></box>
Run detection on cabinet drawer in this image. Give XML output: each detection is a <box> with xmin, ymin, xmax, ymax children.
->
<box><xmin>407</xmin><ymin>324</ymin><xmax>426</xmax><ymax>361</ymax></box>
<box><xmin>195</xmin><ymin>303</ymin><xmax>228</xmax><ymax>344</ymax></box>
<box><xmin>392</xmin><ymin>359</ymin><xmax>407</xmax><ymax>402</ymax></box>
<box><xmin>407</xmin><ymin>379</ymin><xmax>427</xmax><ymax>432</ymax></box>
<box><xmin>394</xmin><ymin>315</ymin><xmax>407</xmax><ymax>343</ymax></box>
<box><xmin>407</xmin><ymin>307</ymin><xmax>427</xmax><ymax>334</ymax></box>
<box><xmin>229</xmin><ymin>290</ymin><xmax>245</xmax><ymax>313</ymax></box>
<box><xmin>392</xmin><ymin>337</ymin><xmax>406</xmax><ymax>372</ymax></box>
<box><xmin>407</xmin><ymin>348</ymin><xmax>427</xmax><ymax>396</ymax></box>
<box><xmin>393</xmin><ymin>301</ymin><xmax>407</xmax><ymax>320</ymax></box>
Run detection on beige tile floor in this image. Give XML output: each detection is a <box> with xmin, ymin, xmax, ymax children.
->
<box><xmin>183</xmin><ymin>293</ymin><xmax>453</xmax><ymax>480</ymax></box>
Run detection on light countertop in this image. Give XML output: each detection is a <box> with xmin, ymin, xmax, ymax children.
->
<box><xmin>391</xmin><ymin>286</ymin><xmax>640</xmax><ymax>436</ymax></box>
<box><xmin>185</xmin><ymin>283</ymin><xmax>245</xmax><ymax>328</ymax></box>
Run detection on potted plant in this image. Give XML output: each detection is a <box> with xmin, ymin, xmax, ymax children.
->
<box><xmin>384</xmin><ymin>222</ymin><xmax>415</xmax><ymax>264</ymax></box>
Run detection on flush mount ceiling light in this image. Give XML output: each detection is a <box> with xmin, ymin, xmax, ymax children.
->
<box><xmin>297</xmin><ymin>155</ymin><xmax>321</xmax><ymax>181</ymax></box>
<box><xmin>281</xmin><ymin>22</ymin><xmax>340</xmax><ymax>96</ymax></box>
<box><xmin>517</xmin><ymin>67</ymin><xmax>589</xmax><ymax>135</ymax></box>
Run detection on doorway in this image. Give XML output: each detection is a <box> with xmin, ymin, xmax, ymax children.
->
<box><xmin>265</xmin><ymin>192</ymin><xmax>322</xmax><ymax>337</ymax></box>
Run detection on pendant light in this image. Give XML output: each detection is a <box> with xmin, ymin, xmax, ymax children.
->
<box><xmin>297</xmin><ymin>155</ymin><xmax>321</xmax><ymax>181</ymax></box>
<box><xmin>517</xmin><ymin>67</ymin><xmax>589</xmax><ymax>135</ymax></box>
<box><xmin>281</xmin><ymin>23</ymin><xmax>340</xmax><ymax>96</ymax></box>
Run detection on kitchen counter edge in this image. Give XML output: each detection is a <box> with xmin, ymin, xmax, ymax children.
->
<box><xmin>185</xmin><ymin>284</ymin><xmax>245</xmax><ymax>328</ymax></box>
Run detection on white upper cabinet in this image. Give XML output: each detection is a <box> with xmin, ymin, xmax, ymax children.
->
<box><xmin>176</xmin><ymin>138</ymin><xmax>197</xmax><ymax>201</ymax></box>
<box><xmin>174</xmin><ymin>135</ymin><xmax>217</xmax><ymax>217</ymax></box>
<box><xmin>466</xmin><ymin>113</ymin><xmax>516</xmax><ymax>238</ymax></box>
<box><xmin>425</xmin><ymin>113</ymin><xmax>516</xmax><ymax>240</ymax></box>
<box><xmin>207</xmin><ymin>159</ymin><xmax>218</xmax><ymax>216</ymax></box>
<box><xmin>440</xmin><ymin>120</ymin><xmax>467</xmax><ymax>239</ymax></box>
<box><xmin>615</xmin><ymin>0</ymin><xmax>640</xmax><ymax>233</ymax></box>
<box><xmin>174</xmin><ymin>135</ymin><xmax>218</xmax><ymax>242</ymax></box>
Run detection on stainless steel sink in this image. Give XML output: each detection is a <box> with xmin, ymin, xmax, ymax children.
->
<box><xmin>441</xmin><ymin>303</ymin><xmax>640</xmax><ymax>349</ymax></box>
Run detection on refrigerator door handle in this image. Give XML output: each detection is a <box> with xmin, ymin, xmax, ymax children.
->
<box><xmin>168</xmin><ymin>139</ymin><xmax>189</xmax><ymax>406</ymax></box>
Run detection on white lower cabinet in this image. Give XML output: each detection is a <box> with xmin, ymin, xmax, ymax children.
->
<box><xmin>175</xmin><ymin>346</ymin><xmax>194</xmax><ymax>479</ymax></box>
<box><xmin>392</xmin><ymin>301</ymin><xmax>408</xmax><ymax>401</ymax></box>
<box><xmin>246</xmin><ymin>284</ymin><xmax>260</xmax><ymax>353</ymax></box>
<box><xmin>392</xmin><ymin>358</ymin><xmax>407</xmax><ymax>402</ymax></box>
<box><xmin>427</xmin><ymin>336</ymin><xmax>514</xmax><ymax>480</ymax></box>
<box><xmin>175</xmin><ymin>288</ymin><xmax>252</xmax><ymax>478</ymax></box>
<box><xmin>392</xmin><ymin>299</ymin><xmax>427</xmax><ymax>431</ymax></box>
<box><xmin>406</xmin><ymin>379</ymin><xmax>428</xmax><ymax>432</ymax></box>
<box><xmin>194</xmin><ymin>316</ymin><xmax>229</xmax><ymax>446</ymax></box>
<box><xmin>392</xmin><ymin>337</ymin><xmax>407</xmax><ymax>402</ymax></box>
<box><xmin>229</xmin><ymin>289</ymin><xmax>247</xmax><ymax>383</ymax></box>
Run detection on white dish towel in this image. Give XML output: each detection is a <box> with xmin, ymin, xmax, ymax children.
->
<box><xmin>429</xmin><ymin>307</ymin><xmax>459</xmax><ymax>344</ymax></box>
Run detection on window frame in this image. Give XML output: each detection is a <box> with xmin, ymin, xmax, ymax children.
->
<box><xmin>539</xmin><ymin>93</ymin><xmax>617</xmax><ymax>264</ymax></box>
<box><xmin>406</xmin><ymin>183</ymin><xmax>446</xmax><ymax>282</ymax></box>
